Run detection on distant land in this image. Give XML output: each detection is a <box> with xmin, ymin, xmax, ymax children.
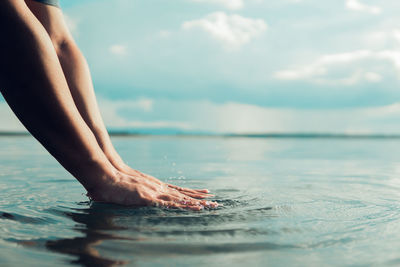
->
<box><xmin>3</xmin><ymin>128</ymin><xmax>400</xmax><ymax>139</ymax></box>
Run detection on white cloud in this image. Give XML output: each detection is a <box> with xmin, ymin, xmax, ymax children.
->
<box><xmin>345</xmin><ymin>0</ymin><xmax>382</xmax><ymax>15</ymax></box>
<box><xmin>191</xmin><ymin>0</ymin><xmax>244</xmax><ymax>10</ymax></box>
<box><xmin>364</xmin><ymin>72</ymin><xmax>382</xmax><ymax>82</ymax></box>
<box><xmin>197</xmin><ymin>101</ymin><xmax>400</xmax><ymax>134</ymax></box>
<box><xmin>108</xmin><ymin>120</ymin><xmax>192</xmax><ymax>130</ymax></box>
<box><xmin>0</xmin><ymin>102</ymin><xmax>26</xmax><ymax>132</ymax></box>
<box><xmin>364</xmin><ymin>29</ymin><xmax>400</xmax><ymax>48</ymax></box>
<box><xmin>109</xmin><ymin>44</ymin><xmax>127</xmax><ymax>55</ymax></box>
<box><xmin>98</xmin><ymin>98</ymin><xmax>192</xmax><ymax>130</ymax></box>
<box><xmin>158</xmin><ymin>30</ymin><xmax>172</xmax><ymax>38</ymax></box>
<box><xmin>275</xmin><ymin>49</ymin><xmax>400</xmax><ymax>85</ymax></box>
<box><xmin>275</xmin><ymin>50</ymin><xmax>370</xmax><ymax>80</ymax></box>
<box><xmin>95</xmin><ymin>98</ymin><xmax>400</xmax><ymax>134</ymax></box>
<box><xmin>182</xmin><ymin>12</ymin><xmax>267</xmax><ymax>50</ymax></box>
<box><xmin>4</xmin><ymin>97</ymin><xmax>400</xmax><ymax>134</ymax></box>
<box><xmin>99</xmin><ymin>97</ymin><xmax>153</xmax><ymax>113</ymax></box>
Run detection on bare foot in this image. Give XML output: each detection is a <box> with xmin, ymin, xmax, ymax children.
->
<box><xmin>87</xmin><ymin>171</ymin><xmax>218</xmax><ymax>211</ymax></box>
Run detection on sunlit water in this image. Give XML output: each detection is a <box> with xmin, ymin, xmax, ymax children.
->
<box><xmin>1</xmin><ymin>136</ymin><xmax>400</xmax><ymax>266</ymax></box>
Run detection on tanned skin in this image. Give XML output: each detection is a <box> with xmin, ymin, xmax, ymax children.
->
<box><xmin>0</xmin><ymin>0</ymin><xmax>217</xmax><ymax>210</ymax></box>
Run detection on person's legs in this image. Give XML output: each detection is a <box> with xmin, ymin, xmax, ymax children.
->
<box><xmin>0</xmin><ymin>0</ymin><xmax>216</xmax><ymax>209</ymax></box>
<box><xmin>25</xmin><ymin>0</ymin><xmax>210</xmax><ymax>196</ymax></box>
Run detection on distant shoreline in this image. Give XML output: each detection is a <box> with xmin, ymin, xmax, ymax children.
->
<box><xmin>3</xmin><ymin>131</ymin><xmax>400</xmax><ymax>139</ymax></box>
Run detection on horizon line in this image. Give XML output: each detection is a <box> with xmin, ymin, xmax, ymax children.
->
<box><xmin>3</xmin><ymin>131</ymin><xmax>400</xmax><ymax>139</ymax></box>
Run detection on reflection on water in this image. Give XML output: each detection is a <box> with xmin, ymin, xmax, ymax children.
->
<box><xmin>2</xmin><ymin>137</ymin><xmax>400</xmax><ymax>266</ymax></box>
<box><xmin>45</xmin><ymin>204</ymin><xmax>129</xmax><ymax>267</ymax></box>
<box><xmin>3</xmin><ymin>199</ymin><xmax>285</xmax><ymax>266</ymax></box>
<box><xmin>3</xmin><ymin>204</ymin><xmax>130</xmax><ymax>266</ymax></box>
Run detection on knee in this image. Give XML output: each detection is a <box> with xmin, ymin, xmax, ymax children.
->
<box><xmin>49</xmin><ymin>34</ymin><xmax>76</xmax><ymax>56</ymax></box>
<box><xmin>52</xmin><ymin>37</ymin><xmax>75</xmax><ymax>56</ymax></box>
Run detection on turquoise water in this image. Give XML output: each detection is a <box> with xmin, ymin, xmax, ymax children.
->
<box><xmin>1</xmin><ymin>136</ymin><xmax>400</xmax><ymax>266</ymax></box>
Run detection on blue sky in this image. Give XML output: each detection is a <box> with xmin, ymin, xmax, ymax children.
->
<box><xmin>2</xmin><ymin>0</ymin><xmax>400</xmax><ymax>133</ymax></box>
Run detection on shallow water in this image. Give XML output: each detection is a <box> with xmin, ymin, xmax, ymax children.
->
<box><xmin>1</xmin><ymin>136</ymin><xmax>400</xmax><ymax>266</ymax></box>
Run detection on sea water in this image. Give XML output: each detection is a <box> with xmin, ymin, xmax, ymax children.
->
<box><xmin>1</xmin><ymin>136</ymin><xmax>400</xmax><ymax>266</ymax></box>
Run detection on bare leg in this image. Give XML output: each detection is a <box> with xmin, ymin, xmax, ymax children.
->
<box><xmin>0</xmin><ymin>0</ymin><xmax>217</xmax><ymax>210</ymax></box>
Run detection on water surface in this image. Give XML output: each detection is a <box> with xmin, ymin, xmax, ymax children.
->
<box><xmin>1</xmin><ymin>136</ymin><xmax>400</xmax><ymax>266</ymax></box>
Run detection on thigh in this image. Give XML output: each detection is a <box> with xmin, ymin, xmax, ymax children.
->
<box><xmin>25</xmin><ymin>0</ymin><xmax>72</xmax><ymax>45</ymax></box>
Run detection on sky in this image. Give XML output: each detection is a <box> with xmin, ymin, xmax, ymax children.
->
<box><xmin>2</xmin><ymin>0</ymin><xmax>400</xmax><ymax>133</ymax></box>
